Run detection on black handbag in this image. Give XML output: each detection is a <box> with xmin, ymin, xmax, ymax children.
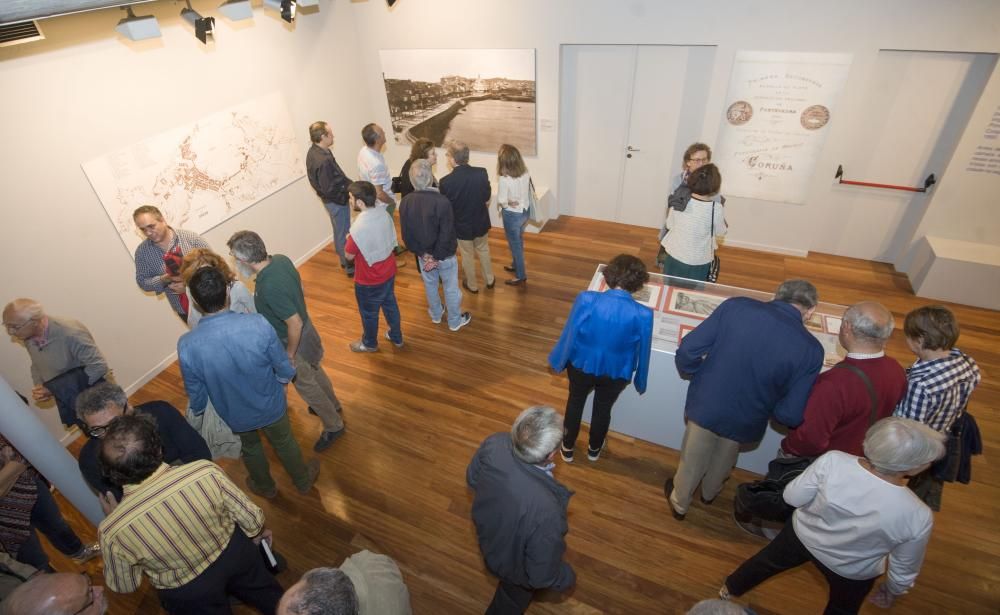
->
<box><xmin>734</xmin><ymin>363</ymin><xmax>879</xmax><ymax>522</ymax></box>
<box><xmin>390</xmin><ymin>176</ymin><xmax>402</xmax><ymax>194</ymax></box>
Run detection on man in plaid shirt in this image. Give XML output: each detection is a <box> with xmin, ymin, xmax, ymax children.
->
<box><xmin>894</xmin><ymin>305</ymin><xmax>980</xmax><ymax>509</ymax></box>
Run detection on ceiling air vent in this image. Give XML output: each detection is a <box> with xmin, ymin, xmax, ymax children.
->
<box><xmin>0</xmin><ymin>20</ymin><xmax>44</xmax><ymax>48</ymax></box>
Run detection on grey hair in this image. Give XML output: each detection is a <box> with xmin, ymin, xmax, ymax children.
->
<box><xmin>284</xmin><ymin>568</ymin><xmax>359</xmax><ymax>615</ymax></box>
<box><xmin>774</xmin><ymin>279</ymin><xmax>818</xmax><ymax>309</ymax></box>
<box><xmin>226</xmin><ymin>230</ymin><xmax>268</xmax><ymax>264</ymax></box>
<box><xmin>686</xmin><ymin>599</ymin><xmax>748</xmax><ymax>615</ymax></box>
<box><xmin>843</xmin><ymin>301</ymin><xmax>894</xmax><ymax>344</ymax></box>
<box><xmin>511</xmin><ymin>406</ymin><xmax>563</xmax><ymax>464</ymax></box>
<box><xmin>446</xmin><ymin>140</ymin><xmax>470</xmax><ymax>165</ymax></box>
<box><xmin>409</xmin><ymin>159</ymin><xmax>435</xmax><ymax>191</ymax></box>
<box><xmin>863</xmin><ymin>417</ymin><xmax>946</xmax><ymax>474</ymax></box>
<box><xmin>76</xmin><ymin>382</ymin><xmax>128</xmax><ymax>421</ymax></box>
<box><xmin>361</xmin><ymin>123</ymin><xmax>380</xmax><ymax>147</ymax></box>
<box><xmin>3</xmin><ymin>298</ymin><xmax>45</xmax><ymax>322</ymax></box>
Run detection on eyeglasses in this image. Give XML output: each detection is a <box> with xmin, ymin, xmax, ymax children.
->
<box><xmin>3</xmin><ymin>319</ymin><xmax>35</xmax><ymax>333</ymax></box>
<box><xmin>689</xmin><ymin>157</ymin><xmax>709</xmax><ymax>164</ymax></box>
<box><xmin>86</xmin><ymin>402</ymin><xmax>127</xmax><ymax>438</ymax></box>
<box><xmin>72</xmin><ymin>573</ymin><xmax>95</xmax><ymax>615</ymax></box>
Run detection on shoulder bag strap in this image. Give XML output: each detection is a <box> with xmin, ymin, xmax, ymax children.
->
<box><xmin>834</xmin><ymin>362</ymin><xmax>878</xmax><ymax>426</ymax></box>
<box><xmin>709</xmin><ymin>201</ymin><xmax>716</xmax><ymax>255</ymax></box>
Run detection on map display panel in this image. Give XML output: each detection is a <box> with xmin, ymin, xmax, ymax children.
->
<box><xmin>83</xmin><ymin>92</ymin><xmax>303</xmax><ymax>257</ymax></box>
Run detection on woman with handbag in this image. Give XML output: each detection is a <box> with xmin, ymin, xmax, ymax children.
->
<box><xmin>658</xmin><ymin>143</ymin><xmax>713</xmax><ymax>268</ymax></box>
<box><xmin>548</xmin><ymin>254</ymin><xmax>654</xmax><ymax>462</ymax></box>
<box><xmin>396</xmin><ymin>138</ymin><xmax>438</xmax><ymax>199</ymax></box>
<box><xmin>496</xmin><ymin>144</ymin><xmax>532</xmax><ymax>286</ymax></box>
<box><xmin>660</xmin><ymin>163</ymin><xmax>727</xmax><ymax>281</ymax></box>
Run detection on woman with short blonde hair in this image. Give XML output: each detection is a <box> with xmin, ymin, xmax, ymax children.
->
<box><xmin>180</xmin><ymin>248</ymin><xmax>256</xmax><ymax>328</ymax></box>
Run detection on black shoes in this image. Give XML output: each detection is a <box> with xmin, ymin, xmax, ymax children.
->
<box><xmin>503</xmin><ymin>264</ymin><xmax>516</xmax><ymax>272</ymax></box>
<box><xmin>462</xmin><ymin>281</ymin><xmax>479</xmax><ymax>294</ymax></box>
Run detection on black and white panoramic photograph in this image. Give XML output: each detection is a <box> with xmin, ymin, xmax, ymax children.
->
<box><xmin>378</xmin><ymin>48</ymin><xmax>536</xmax><ymax>155</ymax></box>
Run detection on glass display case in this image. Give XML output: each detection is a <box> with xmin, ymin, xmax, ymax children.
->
<box><xmin>581</xmin><ymin>266</ymin><xmax>847</xmax><ymax>474</ymax></box>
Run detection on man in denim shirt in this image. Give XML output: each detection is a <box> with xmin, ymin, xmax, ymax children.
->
<box><xmin>178</xmin><ymin>267</ymin><xmax>319</xmax><ymax>499</ymax></box>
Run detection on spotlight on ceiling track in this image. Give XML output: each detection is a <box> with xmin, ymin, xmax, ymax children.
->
<box><xmin>297</xmin><ymin>0</ymin><xmax>319</xmax><ymax>7</ymax></box>
<box><xmin>218</xmin><ymin>0</ymin><xmax>253</xmax><ymax>21</ymax></box>
<box><xmin>386</xmin><ymin>0</ymin><xmax>397</xmax><ymax>6</ymax></box>
<box><xmin>115</xmin><ymin>6</ymin><xmax>161</xmax><ymax>41</ymax></box>
<box><xmin>263</xmin><ymin>0</ymin><xmax>296</xmax><ymax>23</ymax></box>
<box><xmin>181</xmin><ymin>0</ymin><xmax>215</xmax><ymax>44</ymax></box>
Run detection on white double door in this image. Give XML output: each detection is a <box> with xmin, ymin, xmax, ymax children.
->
<box><xmin>558</xmin><ymin>44</ymin><xmax>715</xmax><ymax>227</ymax></box>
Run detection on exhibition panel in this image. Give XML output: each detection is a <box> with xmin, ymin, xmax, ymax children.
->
<box><xmin>580</xmin><ymin>267</ymin><xmax>847</xmax><ymax>474</ymax></box>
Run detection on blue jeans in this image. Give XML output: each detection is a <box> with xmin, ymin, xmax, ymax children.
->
<box><xmin>355</xmin><ymin>277</ymin><xmax>403</xmax><ymax>348</ymax></box>
<box><xmin>16</xmin><ymin>475</ymin><xmax>85</xmax><ymax>570</ymax></box>
<box><xmin>502</xmin><ymin>208</ymin><xmax>529</xmax><ymax>280</ymax></box>
<box><xmin>419</xmin><ymin>255</ymin><xmax>463</xmax><ymax>328</ymax></box>
<box><xmin>323</xmin><ymin>201</ymin><xmax>352</xmax><ymax>272</ymax></box>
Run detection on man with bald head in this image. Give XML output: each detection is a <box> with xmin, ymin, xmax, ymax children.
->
<box><xmin>780</xmin><ymin>301</ymin><xmax>906</xmax><ymax>459</ymax></box>
<box><xmin>2</xmin><ymin>298</ymin><xmax>109</xmax><ymax>428</ymax></box>
<box><xmin>734</xmin><ymin>301</ymin><xmax>907</xmax><ymax>536</ymax></box>
<box><xmin>1</xmin><ymin>572</ymin><xmax>107</xmax><ymax>615</ymax></box>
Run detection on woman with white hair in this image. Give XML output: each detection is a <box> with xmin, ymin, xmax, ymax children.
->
<box><xmin>721</xmin><ymin>417</ymin><xmax>946</xmax><ymax>614</ymax></box>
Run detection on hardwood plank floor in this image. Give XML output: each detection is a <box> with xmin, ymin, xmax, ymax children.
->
<box><xmin>51</xmin><ymin>216</ymin><xmax>998</xmax><ymax>614</ymax></box>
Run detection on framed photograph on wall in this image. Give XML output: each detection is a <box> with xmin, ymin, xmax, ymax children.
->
<box><xmin>378</xmin><ymin>48</ymin><xmax>537</xmax><ymax>155</ymax></box>
<box><xmin>663</xmin><ymin>286</ymin><xmax>729</xmax><ymax>320</ymax></box>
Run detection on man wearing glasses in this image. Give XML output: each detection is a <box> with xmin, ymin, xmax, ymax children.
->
<box><xmin>1</xmin><ymin>571</ymin><xmax>106</xmax><ymax>615</ymax></box>
<box><xmin>74</xmin><ymin>382</ymin><xmax>211</xmax><ymax>508</ymax></box>
<box><xmin>2</xmin><ymin>299</ymin><xmax>110</xmax><ymax>429</ymax></box>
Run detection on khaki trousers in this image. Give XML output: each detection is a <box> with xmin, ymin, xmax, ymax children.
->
<box><xmin>670</xmin><ymin>420</ymin><xmax>741</xmax><ymax>514</ymax></box>
<box><xmin>293</xmin><ymin>354</ymin><xmax>344</xmax><ymax>433</ymax></box>
<box><xmin>457</xmin><ymin>234</ymin><xmax>495</xmax><ymax>290</ymax></box>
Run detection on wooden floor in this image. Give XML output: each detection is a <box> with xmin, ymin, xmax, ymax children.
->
<box><xmin>51</xmin><ymin>216</ymin><xmax>998</xmax><ymax>614</ymax></box>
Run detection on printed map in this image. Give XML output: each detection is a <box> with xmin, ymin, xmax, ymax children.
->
<box><xmin>83</xmin><ymin>92</ymin><xmax>303</xmax><ymax>257</ymax></box>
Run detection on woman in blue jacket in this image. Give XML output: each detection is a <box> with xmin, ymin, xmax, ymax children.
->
<box><xmin>548</xmin><ymin>254</ymin><xmax>654</xmax><ymax>462</ymax></box>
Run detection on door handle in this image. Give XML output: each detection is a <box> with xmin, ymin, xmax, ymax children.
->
<box><xmin>626</xmin><ymin>146</ymin><xmax>640</xmax><ymax>152</ymax></box>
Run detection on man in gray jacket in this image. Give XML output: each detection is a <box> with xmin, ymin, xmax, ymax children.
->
<box><xmin>466</xmin><ymin>406</ymin><xmax>575</xmax><ymax>614</ymax></box>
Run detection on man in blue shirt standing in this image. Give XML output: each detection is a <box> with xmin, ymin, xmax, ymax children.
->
<box><xmin>665</xmin><ymin>279</ymin><xmax>824</xmax><ymax>520</ymax></box>
<box><xmin>178</xmin><ymin>267</ymin><xmax>319</xmax><ymax>499</ymax></box>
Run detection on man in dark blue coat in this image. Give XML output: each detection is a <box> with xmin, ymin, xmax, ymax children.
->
<box><xmin>439</xmin><ymin>140</ymin><xmax>496</xmax><ymax>294</ymax></box>
<box><xmin>665</xmin><ymin>280</ymin><xmax>824</xmax><ymax>520</ymax></box>
<box><xmin>75</xmin><ymin>381</ymin><xmax>211</xmax><ymax>506</ymax></box>
<box><xmin>467</xmin><ymin>406</ymin><xmax>575</xmax><ymax>614</ymax></box>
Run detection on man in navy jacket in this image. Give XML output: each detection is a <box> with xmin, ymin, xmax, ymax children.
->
<box><xmin>665</xmin><ymin>280</ymin><xmax>824</xmax><ymax>520</ymax></box>
<box><xmin>467</xmin><ymin>406</ymin><xmax>575</xmax><ymax>614</ymax></box>
<box><xmin>439</xmin><ymin>140</ymin><xmax>496</xmax><ymax>293</ymax></box>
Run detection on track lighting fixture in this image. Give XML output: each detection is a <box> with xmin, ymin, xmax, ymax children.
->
<box><xmin>263</xmin><ymin>0</ymin><xmax>296</xmax><ymax>23</ymax></box>
<box><xmin>218</xmin><ymin>0</ymin><xmax>253</xmax><ymax>21</ymax></box>
<box><xmin>115</xmin><ymin>6</ymin><xmax>161</xmax><ymax>41</ymax></box>
<box><xmin>181</xmin><ymin>1</ymin><xmax>215</xmax><ymax>44</ymax></box>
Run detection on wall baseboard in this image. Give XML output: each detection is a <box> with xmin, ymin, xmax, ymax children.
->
<box><xmin>294</xmin><ymin>236</ymin><xmax>334</xmax><ymax>267</ymax></box>
<box><xmin>723</xmin><ymin>239</ymin><xmax>808</xmax><ymax>258</ymax></box>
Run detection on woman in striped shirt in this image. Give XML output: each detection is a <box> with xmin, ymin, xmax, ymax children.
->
<box><xmin>660</xmin><ymin>163</ymin><xmax>727</xmax><ymax>281</ymax></box>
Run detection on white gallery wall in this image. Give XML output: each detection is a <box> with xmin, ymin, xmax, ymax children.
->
<box><xmin>0</xmin><ymin>0</ymin><xmax>370</xmax><ymax>440</ymax></box>
<box><xmin>2</xmin><ymin>0</ymin><xmax>999</xmax><ymax>441</ymax></box>
<box><xmin>349</xmin><ymin>0</ymin><xmax>1000</xmax><ymax>262</ymax></box>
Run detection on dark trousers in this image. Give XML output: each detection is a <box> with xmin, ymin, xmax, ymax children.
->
<box><xmin>725</xmin><ymin>522</ymin><xmax>877</xmax><ymax>615</ymax></box>
<box><xmin>157</xmin><ymin>527</ymin><xmax>283</xmax><ymax>615</ymax></box>
<box><xmin>355</xmin><ymin>276</ymin><xmax>403</xmax><ymax>348</ymax></box>
<box><xmin>563</xmin><ymin>364</ymin><xmax>629</xmax><ymax>451</ymax></box>
<box><xmin>16</xmin><ymin>475</ymin><xmax>84</xmax><ymax>570</ymax></box>
<box><xmin>486</xmin><ymin>580</ymin><xmax>534</xmax><ymax>615</ymax></box>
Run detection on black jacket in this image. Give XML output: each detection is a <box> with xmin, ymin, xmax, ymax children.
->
<box><xmin>305</xmin><ymin>144</ymin><xmax>352</xmax><ymax>205</ymax></box>
<box><xmin>79</xmin><ymin>401</ymin><xmax>212</xmax><ymax>500</ymax></box>
<box><xmin>440</xmin><ymin>164</ymin><xmax>492</xmax><ymax>240</ymax></box>
<box><xmin>399</xmin><ymin>189</ymin><xmax>458</xmax><ymax>261</ymax></box>
<box><xmin>466</xmin><ymin>433</ymin><xmax>575</xmax><ymax>591</ymax></box>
